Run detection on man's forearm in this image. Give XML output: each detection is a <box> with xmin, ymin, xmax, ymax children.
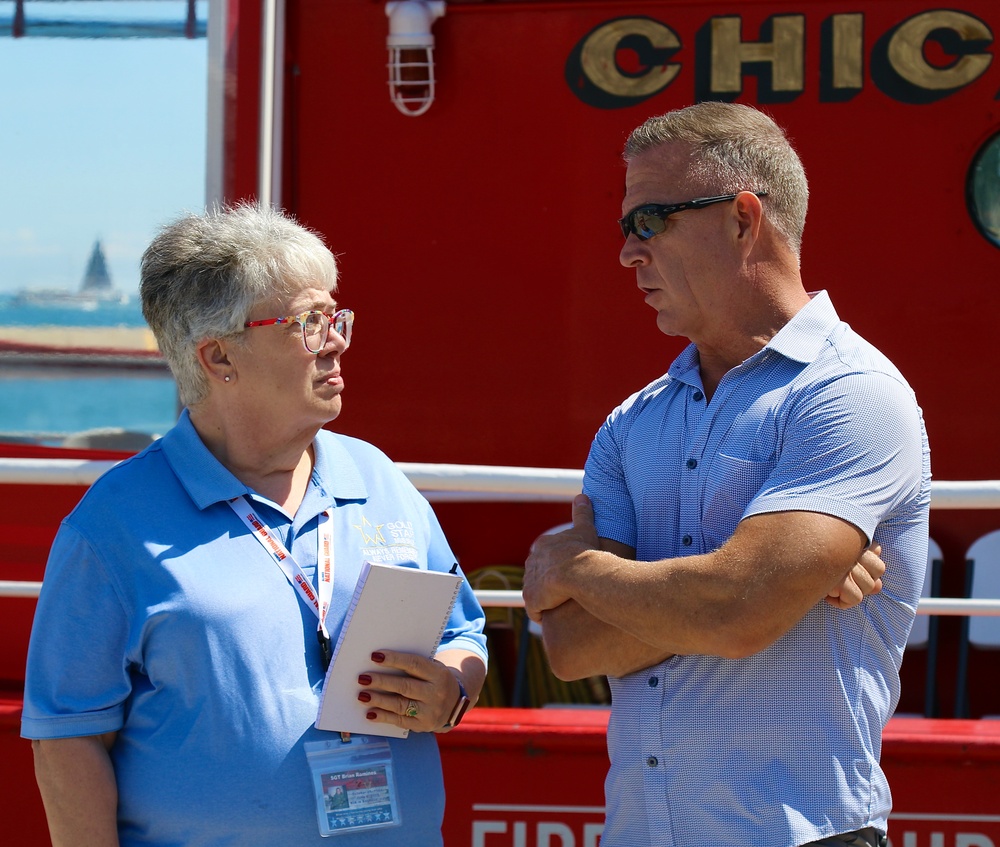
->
<box><xmin>33</xmin><ymin>733</ymin><xmax>119</xmax><ymax>847</ymax></box>
<box><xmin>541</xmin><ymin>599</ymin><xmax>674</xmax><ymax>680</ymax></box>
<box><xmin>547</xmin><ymin>512</ymin><xmax>871</xmax><ymax>659</ymax></box>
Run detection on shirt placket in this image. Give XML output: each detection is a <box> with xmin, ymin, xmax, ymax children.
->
<box><xmin>679</xmin><ymin>384</ymin><xmax>710</xmax><ymax>556</ymax></box>
<box><xmin>639</xmin><ymin>382</ymin><xmax>710</xmax><ymax>847</ymax></box>
<box><xmin>638</xmin><ymin>662</ymin><xmax>672</xmax><ymax>847</ymax></box>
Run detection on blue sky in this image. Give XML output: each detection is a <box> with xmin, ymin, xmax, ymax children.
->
<box><xmin>0</xmin><ymin>2</ymin><xmax>208</xmax><ymax>294</ymax></box>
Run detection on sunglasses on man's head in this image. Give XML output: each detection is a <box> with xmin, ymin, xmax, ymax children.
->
<box><xmin>618</xmin><ymin>192</ymin><xmax>768</xmax><ymax>241</ymax></box>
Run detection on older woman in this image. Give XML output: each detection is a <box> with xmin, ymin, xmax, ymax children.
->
<box><xmin>21</xmin><ymin>203</ymin><xmax>488</xmax><ymax>846</ymax></box>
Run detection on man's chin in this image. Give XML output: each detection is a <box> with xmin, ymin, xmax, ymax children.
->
<box><xmin>655</xmin><ymin>313</ymin><xmax>682</xmax><ymax>338</ymax></box>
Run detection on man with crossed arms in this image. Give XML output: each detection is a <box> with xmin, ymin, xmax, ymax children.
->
<box><xmin>524</xmin><ymin>102</ymin><xmax>930</xmax><ymax>847</ymax></box>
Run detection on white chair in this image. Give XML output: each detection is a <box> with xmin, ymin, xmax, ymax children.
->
<box><xmin>954</xmin><ymin>529</ymin><xmax>1000</xmax><ymax>718</ymax></box>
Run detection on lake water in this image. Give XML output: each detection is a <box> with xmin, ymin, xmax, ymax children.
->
<box><xmin>0</xmin><ymin>295</ymin><xmax>180</xmax><ymax>444</ymax></box>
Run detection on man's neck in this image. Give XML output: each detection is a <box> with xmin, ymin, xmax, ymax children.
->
<box><xmin>696</xmin><ymin>276</ymin><xmax>811</xmax><ymax>401</ymax></box>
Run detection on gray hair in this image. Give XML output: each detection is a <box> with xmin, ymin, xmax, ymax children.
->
<box><xmin>624</xmin><ymin>102</ymin><xmax>809</xmax><ymax>255</ymax></box>
<box><xmin>140</xmin><ymin>202</ymin><xmax>338</xmax><ymax>407</ymax></box>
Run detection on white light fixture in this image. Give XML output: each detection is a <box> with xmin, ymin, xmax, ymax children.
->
<box><xmin>385</xmin><ymin>0</ymin><xmax>446</xmax><ymax>117</ymax></box>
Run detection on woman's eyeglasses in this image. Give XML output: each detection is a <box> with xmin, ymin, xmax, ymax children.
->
<box><xmin>618</xmin><ymin>192</ymin><xmax>768</xmax><ymax>241</ymax></box>
<box><xmin>244</xmin><ymin>309</ymin><xmax>354</xmax><ymax>354</ymax></box>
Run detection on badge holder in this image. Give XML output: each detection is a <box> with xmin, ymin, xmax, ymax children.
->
<box><xmin>305</xmin><ymin>737</ymin><xmax>402</xmax><ymax>837</ymax></box>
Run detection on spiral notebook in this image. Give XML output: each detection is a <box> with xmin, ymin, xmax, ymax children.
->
<box><xmin>315</xmin><ymin>560</ymin><xmax>463</xmax><ymax>738</ymax></box>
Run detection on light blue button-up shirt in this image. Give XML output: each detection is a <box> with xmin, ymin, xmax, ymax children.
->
<box><xmin>23</xmin><ymin>410</ymin><xmax>487</xmax><ymax>847</ymax></box>
<box><xmin>585</xmin><ymin>292</ymin><xmax>930</xmax><ymax>847</ymax></box>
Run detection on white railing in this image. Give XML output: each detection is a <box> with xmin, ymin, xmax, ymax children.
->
<box><xmin>1</xmin><ymin>459</ymin><xmax>999</xmax><ymax>615</ymax></box>
<box><xmin>0</xmin><ymin>458</ymin><xmax>586</xmax><ymax>501</ymax></box>
<box><xmin>2</xmin><ymin>459</ymin><xmax>1000</xmax><ymax>507</ymax></box>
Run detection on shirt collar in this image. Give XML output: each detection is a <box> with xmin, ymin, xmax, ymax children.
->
<box><xmin>667</xmin><ymin>345</ymin><xmax>703</xmax><ymax>388</ymax></box>
<box><xmin>161</xmin><ymin>409</ymin><xmax>369</xmax><ymax>511</ymax></box>
<box><xmin>310</xmin><ymin>430</ymin><xmax>369</xmax><ymax>503</ymax></box>
<box><xmin>666</xmin><ymin>290</ymin><xmax>839</xmax><ymax>385</ymax></box>
<box><xmin>764</xmin><ymin>289</ymin><xmax>839</xmax><ymax>364</ymax></box>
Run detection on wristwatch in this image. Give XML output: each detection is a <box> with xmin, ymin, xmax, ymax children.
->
<box><xmin>443</xmin><ymin>676</ymin><xmax>471</xmax><ymax>729</ymax></box>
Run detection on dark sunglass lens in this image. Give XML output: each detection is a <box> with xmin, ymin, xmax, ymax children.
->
<box><xmin>633</xmin><ymin>209</ymin><xmax>666</xmax><ymax>240</ymax></box>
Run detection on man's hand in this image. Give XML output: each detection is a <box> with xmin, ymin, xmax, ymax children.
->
<box><xmin>826</xmin><ymin>543</ymin><xmax>884</xmax><ymax>609</ymax></box>
<box><xmin>523</xmin><ymin>493</ymin><xmax>599</xmax><ymax>623</ymax></box>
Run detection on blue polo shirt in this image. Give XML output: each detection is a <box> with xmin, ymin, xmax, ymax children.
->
<box><xmin>22</xmin><ymin>410</ymin><xmax>488</xmax><ymax>846</ymax></box>
<box><xmin>585</xmin><ymin>291</ymin><xmax>931</xmax><ymax>847</ymax></box>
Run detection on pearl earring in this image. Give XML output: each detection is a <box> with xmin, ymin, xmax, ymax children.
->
<box><xmin>224</xmin><ymin>376</ymin><xmax>231</xmax><ymax>383</ymax></box>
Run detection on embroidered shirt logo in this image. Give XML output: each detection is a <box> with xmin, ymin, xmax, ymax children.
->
<box><xmin>353</xmin><ymin>515</ymin><xmax>387</xmax><ymax>546</ymax></box>
<box><xmin>353</xmin><ymin>516</ymin><xmax>419</xmax><ymax>563</ymax></box>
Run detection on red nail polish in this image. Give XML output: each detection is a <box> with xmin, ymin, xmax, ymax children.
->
<box><xmin>371</xmin><ymin>652</ymin><xmax>385</xmax><ymax>663</ymax></box>
<box><xmin>358</xmin><ymin>674</ymin><xmax>372</xmax><ymax>686</ymax></box>
<box><xmin>366</xmin><ymin>711</ymin><xmax>377</xmax><ymax>720</ymax></box>
<box><xmin>358</xmin><ymin>692</ymin><xmax>371</xmax><ymax>703</ymax></box>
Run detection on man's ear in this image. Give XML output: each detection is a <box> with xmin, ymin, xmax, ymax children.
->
<box><xmin>733</xmin><ymin>191</ymin><xmax>764</xmax><ymax>255</ymax></box>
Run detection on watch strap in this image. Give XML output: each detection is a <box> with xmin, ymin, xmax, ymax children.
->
<box><xmin>443</xmin><ymin>676</ymin><xmax>471</xmax><ymax>729</ymax></box>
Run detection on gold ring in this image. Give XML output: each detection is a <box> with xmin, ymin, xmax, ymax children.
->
<box><xmin>406</xmin><ymin>700</ymin><xmax>419</xmax><ymax>718</ymax></box>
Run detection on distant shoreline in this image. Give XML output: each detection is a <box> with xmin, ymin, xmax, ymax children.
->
<box><xmin>0</xmin><ymin>325</ymin><xmax>158</xmax><ymax>352</ymax></box>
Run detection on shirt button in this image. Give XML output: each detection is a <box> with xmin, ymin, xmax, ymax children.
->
<box><xmin>686</xmin><ymin>458</ymin><xmax>698</xmax><ymax>469</ymax></box>
<box><xmin>682</xmin><ymin>534</ymin><xmax>693</xmax><ymax>546</ymax></box>
<box><xmin>648</xmin><ymin>676</ymin><xmax>659</xmax><ymax>687</ymax></box>
<box><xmin>693</xmin><ymin>390</ymin><xmax>704</xmax><ymax>401</ymax></box>
<box><xmin>647</xmin><ymin>756</ymin><xmax>659</xmax><ymax>768</ymax></box>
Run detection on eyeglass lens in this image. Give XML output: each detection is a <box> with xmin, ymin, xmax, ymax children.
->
<box><xmin>302</xmin><ymin>311</ymin><xmax>353</xmax><ymax>353</ymax></box>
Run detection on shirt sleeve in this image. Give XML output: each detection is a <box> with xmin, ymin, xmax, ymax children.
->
<box><xmin>21</xmin><ymin>521</ymin><xmax>132</xmax><ymax>739</ymax></box>
<box><xmin>584</xmin><ymin>403</ymin><xmax>639</xmax><ymax>550</ymax></box>
<box><xmin>743</xmin><ymin>370</ymin><xmax>927</xmax><ymax>539</ymax></box>
<box><xmin>418</xmin><ymin>485</ymin><xmax>488</xmax><ymax>663</ymax></box>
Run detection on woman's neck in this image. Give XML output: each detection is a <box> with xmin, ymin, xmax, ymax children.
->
<box><xmin>189</xmin><ymin>405</ymin><xmax>319</xmax><ymax>514</ymax></box>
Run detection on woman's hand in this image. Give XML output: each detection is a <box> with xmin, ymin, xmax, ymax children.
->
<box><xmin>356</xmin><ymin>650</ymin><xmax>465</xmax><ymax>733</ymax></box>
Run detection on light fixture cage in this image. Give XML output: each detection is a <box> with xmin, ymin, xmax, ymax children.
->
<box><xmin>385</xmin><ymin>0</ymin><xmax>446</xmax><ymax>117</ymax></box>
<box><xmin>387</xmin><ymin>46</ymin><xmax>438</xmax><ymax>117</ymax></box>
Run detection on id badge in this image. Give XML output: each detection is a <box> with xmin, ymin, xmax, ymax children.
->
<box><xmin>305</xmin><ymin>736</ymin><xmax>402</xmax><ymax>837</ymax></box>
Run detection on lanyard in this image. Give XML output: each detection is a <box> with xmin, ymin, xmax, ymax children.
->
<box><xmin>227</xmin><ymin>496</ymin><xmax>335</xmax><ymax>667</ymax></box>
